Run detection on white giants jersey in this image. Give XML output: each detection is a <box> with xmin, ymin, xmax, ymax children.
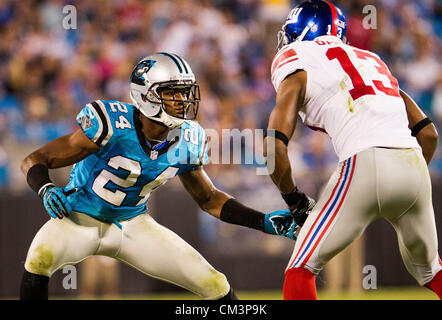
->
<box><xmin>271</xmin><ymin>35</ymin><xmax>420</xmax><ymax>161</ymax></box>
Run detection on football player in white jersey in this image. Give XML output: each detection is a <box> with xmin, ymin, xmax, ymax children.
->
<box><xmin>263</xmin><ymin>0</ymin><xmax>441</xmax><ymax>299</ymax></box>
<box><xmin>20</xmin><ymin>53</ymin><xmax>300</xmax><ymax>300</ymax></box>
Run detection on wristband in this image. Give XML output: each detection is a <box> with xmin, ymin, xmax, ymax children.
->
<box><xmin>264</xmin><ymin>130</ymin><xmax>289</xmax><ymax>146</ymax></box>
<box><xmin>26</xmin><ymin>164</ymin><xmax>53</xmax><ymax>197</ymax></box>
<box><xmin>220</xmin><ymin>199</ymin><xmax>264</xmax><ymax>231</ymax></box>
<box><xmin>281</xmin><ymin>187</ymin><xmax>303</xmax><ymax>207</ymax></box>
<box><xmin>411</xmin><ymin>118</ymin><xmax>432</xmax><ymax>137</ymax></box>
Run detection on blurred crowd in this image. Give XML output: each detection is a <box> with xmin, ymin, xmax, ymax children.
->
<box><xmin>0</xmin><ymin>0</ymin><xmax>441</xmax><ymax>192</ymax></box>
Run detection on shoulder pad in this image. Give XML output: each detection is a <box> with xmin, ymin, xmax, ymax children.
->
<box><xmin>271</xmin><ymin>43</ymin><xmax>304</xmax><ymax>92</ymax></box>
<box><xmin>76</xmin><ymin>100</ymin><xmax>114</xmax><ymax>147</ymax></box>
<box><xmin>77</xmin><ymin>100</ymin><xmax>136</xmax><ymax>147</ymax></box>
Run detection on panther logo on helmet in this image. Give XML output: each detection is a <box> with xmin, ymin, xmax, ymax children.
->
<box><xmin>131</xmin><ymin>59</ymin><xmax>156</xmax><ymax>86</ymax></box>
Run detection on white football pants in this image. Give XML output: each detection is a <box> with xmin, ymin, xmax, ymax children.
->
<box><xmin>287</xmin><ymin>147</ymin><xmax>442</xmax><ymax>286</ymax></box>
<box><xmin>24</xmin><ymin>212</ymin><xmax>230</xmax><ymax>299</ymax></box>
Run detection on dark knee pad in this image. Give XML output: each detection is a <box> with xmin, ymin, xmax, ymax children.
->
<box><xmin>20</xmin><ymin>269</ymin><xmax>50</xmax><ymax>300</ymax></box>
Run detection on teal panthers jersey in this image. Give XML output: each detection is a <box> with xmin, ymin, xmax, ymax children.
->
<box><xmin>65</xmin><ymin>100</ymin><xmax>208</xmax><ymax>227</ymax></box>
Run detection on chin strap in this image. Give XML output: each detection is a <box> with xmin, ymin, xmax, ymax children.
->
<box><xmin>147</xmin><ymin>110</ymin><xmax>184</xmax><ymax>129</ymax></box>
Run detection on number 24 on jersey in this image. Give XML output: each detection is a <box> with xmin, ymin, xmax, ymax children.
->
<box><xmin>109</xmin><ymin>102</ymin><xmax>132</xmax><ymax>130</ymax></box>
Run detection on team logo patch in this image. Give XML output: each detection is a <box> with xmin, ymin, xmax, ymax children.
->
<box><xmin>150</xmin><ymin>150</ymin><xmax>158</xmax><ymax>160</ymax></box>
<box><xmin>78</xmin><ymin>114</ymin><xmax>92</xmax><ymax>130</ymax></box>
<box><xmin>269</xmin><ymin>215</ymin><xmax>296</xmax><ymax>237</ymax></box>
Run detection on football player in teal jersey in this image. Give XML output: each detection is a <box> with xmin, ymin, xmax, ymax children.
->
<box><xmin>20</xmin><ymin>53</ymin><xmax>302</xmax><ymax>300</ymax></box>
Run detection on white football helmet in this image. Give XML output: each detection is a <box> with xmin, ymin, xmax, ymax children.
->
<box><xmin>129</xmin><ymin>52</ymin><xmax>200</xmax><ymax>128</ymax></box>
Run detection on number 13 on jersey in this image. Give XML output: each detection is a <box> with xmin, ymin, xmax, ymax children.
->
<box><xmin>326</xmin><ymin>47</ymin><xmax>400</xmax><ymax>101</ymax></box>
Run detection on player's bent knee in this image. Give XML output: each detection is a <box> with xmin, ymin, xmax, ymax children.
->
<box><xmin>413</xmin><ymin>255</ymin><xmax>442</xmax><ymax>286</ymax></box>
<box><xmin>200</xmin><ymin>270</ymin><xmax>230</xmax><ymax>300</ymax></box>
<box><xmin>25</xmin><ymin>244</ymin><xmax>56</xmax><ymax>277</ymax></box>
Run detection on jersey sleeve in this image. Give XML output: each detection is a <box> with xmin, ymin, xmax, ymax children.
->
<box><xmin>76</xmin><ymin>100</ymin><xmax>114</xmax><ymax>147</ymax></box>
<box><xmin>179</xmin><ymin>121</ymin><xmax>209</xmax><ymax>174</ymax></box>
<box><xmin>196</xmin><ymin>126</ymin><xmax>209</xmax><ymax>166</ymax></box>
<box><xmin>189</xmin><ymin>122</ymin><xmax>209</xmax><ymax>167</ymax></box>
<box><xmin>271</xmin><ymin>44</ymin><xmax>305</xmax><ymax>92</ymax></box>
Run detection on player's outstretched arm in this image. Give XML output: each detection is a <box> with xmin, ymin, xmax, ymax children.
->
<box><xmin>178</xmin><ymin>166</ymin><xmax>232</xmax><ymax>218</ymax></box>
<box><xmin>264</xmin><ymin>71</ymin><xmax>306</xmax><ymax>195</ymax></box>
<box><xmin>264</xmin><ymin>70</ymin><xmax>315</xmax><ymax>226</ymax></box>
<box><xmin>21</xmin><ymin>129</ymin><xmax>99</xmax><ymax>174</ymax></box>
<box><xmin>21</xmin><ymin>129</ymin><xmax>99</xmax><ymax>219</ymax></box>
<box><xmin>179</xmin><ymin>167</ymin><xmax>300</xmax><ymax>240</ymax></box>
<box><xmin>400</xmin><ymin>89</ymin><xmax>439</xmax><ymax>164</ymax></box>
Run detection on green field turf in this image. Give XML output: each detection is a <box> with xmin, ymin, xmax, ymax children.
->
<box><xmin>53</xmin><ymin>287</ymin><xmax>438</xmax><ymax>300</ymax></box>
<box><xmin>2</xmin><ymin>287</ymin><xmax>438</xmax><ymax>300</ymax></box>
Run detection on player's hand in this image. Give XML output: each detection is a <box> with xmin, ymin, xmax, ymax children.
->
<box><xmin>41</xmin><ymin>185</ymin><xmax>78</xmax><ymax>219</ymax></box>
<box><xmin>263</xmin><ymin>210</ymin><xmax>300</xmax><ymax>240</ymax></box>
<box><xmin>289</xmin><ymin>193</ymin><xmax>316</xmax><ymax>227</ymax></box>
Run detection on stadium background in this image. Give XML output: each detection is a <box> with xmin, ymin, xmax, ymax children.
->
<box><xmin>0</xmin><ymin>0</ymin><xmax>441</xmax><ymax>299</ymax></box>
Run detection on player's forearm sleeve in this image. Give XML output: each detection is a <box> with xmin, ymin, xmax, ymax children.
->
<box><xmin>219</xmin><ymin>199</ymin><xmax>264</xmax><ymax>231</ymax></box>
<box><xmin>26</xmin><ymin>164</ymin><xmax>53</xmax><ymax>196</ymax></box>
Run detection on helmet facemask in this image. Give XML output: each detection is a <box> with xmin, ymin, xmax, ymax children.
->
<box><xmin>277</xmin><ymin>24</ymin><xmax>289</xmax><ymax>51</ymax></box>
<box><xmin>155</xmin><ymin>81</ymin><xmax>200</xmax><ymax>121</ymax></box>
<box><xmin>277</xmin><ymin>20</ymin><xmax>317</xmax><ymax>51</ymax></box>
<box><xmin>138</xmin><ymin>80</ymin><xmax>200</xmax><ymax>128</ymax></box>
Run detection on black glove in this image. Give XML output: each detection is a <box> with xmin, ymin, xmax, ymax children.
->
<box><xmin>281</xmin><ymin>188</ymin><xmax>316</xmax><ymax>227</ymax></box>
